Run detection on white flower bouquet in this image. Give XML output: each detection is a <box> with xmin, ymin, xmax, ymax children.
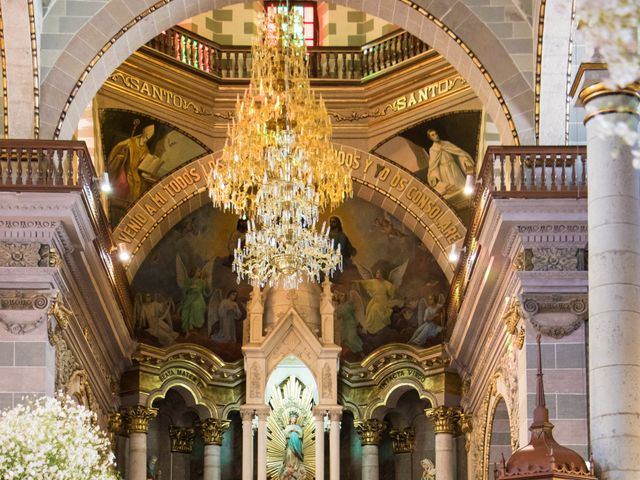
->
<box><xmin>0</xmin><ymin>395</ymin><xmax>120</xmax><ymax>480</ymax></box>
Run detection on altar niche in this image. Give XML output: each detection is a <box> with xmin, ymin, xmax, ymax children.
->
<box><xmin>265</xmin><ymin>361</ymin><xmax>318</xmax><ymax>480</ymax></box>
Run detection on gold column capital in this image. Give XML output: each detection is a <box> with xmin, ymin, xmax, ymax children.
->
<box><xmin>425</xmin><ymin>405</ymin><xmax>461</xmax><ymax>434</ymax></box>
<box><xmin>460</xmin><ymin>412</ymin><xmax>473</xmax><ymax>452</ymax></box>
<box><xmin>201</xmin><ymin>418</ymin><xmax>231</xmax><ymax>446</ymax></box>
<box><xmin>579</xmin><ymin>81</ymin><xmax>640</xmax><ymax>105</ymax></box>
<box><xmin>124</xmin><ymin>405</ymin><xmax>158</xmax><ymax>434</ymax></box>
<box><xmin>169</xmin><ymin>426</ymin><xmax>196</xmax><ymax>453</ymax></box>
<box><xmin>389</xmin><ymin>427</ymin><xmax>415</xmax><ymax>454</ymax></box>
<box><xmin>354</xmin><ymin>418</ymin><xmax>386</xmax><ymax>446</ymax></box>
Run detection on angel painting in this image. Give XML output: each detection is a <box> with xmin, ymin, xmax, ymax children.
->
<box><xmin>409</xmin><ymin>294</ymin><xmax>445</xmax><ymax>346</ymax></box>
<box><xmin>176</xmin><ymin>255</ymin><xmax>214</xmax><ymax>336</ymax></box>
<box><xmin>208</xmin><ymin>289</ymin><xmax>242</xmax><ymax>343</ymax></box>
<box><xmin>350</xmin><ymin>260</ymin><xmax>408</xmax><ymax>335</ymax></box>
<box><xmin>134</xmin><ymin>292</ymin><xmax>178</xmax><ymax>346</ymax></box>
<box><xmin>334</xmin><ymin>290</ymin><xmax>363</xmax><ymax>354</ymax></box>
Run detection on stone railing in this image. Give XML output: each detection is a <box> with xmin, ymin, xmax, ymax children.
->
<box><xmin>0</xmin><ymin>140</ymin><xmax>133</xmax><ymax>322</ymax></box>
<box><xmin>145</xmin><ymin>26</ymin><xmax>430</xmax><ymax>81</ymax></box>
<box><xmin>446</xmin><ymin>145</ymin><xmax>587</xmax><ymax>325</ymax></box>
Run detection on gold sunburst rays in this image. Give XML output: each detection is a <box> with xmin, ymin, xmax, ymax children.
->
<box><xmin>266</xmin><ymin>375</ymin><xmax>317</xmax><ymax>479</ymax></box>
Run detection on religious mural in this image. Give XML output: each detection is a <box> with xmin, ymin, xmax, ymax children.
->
<box><xmin>132</xmin><ymin>198</ymin><xmax>449</xmax><ymax>362</ymax></box>
<box><xmin>374</xmin><ymin>111</ymin><xmax>481</xmax><ymax>214</ymax></box>
<box><xmin>100</xmin><ymin>109</ymin><xmax>208</xmax><ymax>225</ymax></box>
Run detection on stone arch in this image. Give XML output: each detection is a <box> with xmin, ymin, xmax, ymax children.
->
<box><xmin>147</xmin><ymin>382</ymin><xmax>217</xmax><ymax>420</ymax></box>
<box><xmin>473</xmin><ymin>372</ymin><xmax>517</xmax><ymax>480</ymax></box>
<box><xmin>113</xmin><ymin>145</ymin><xmax>464</xmax><ymax>283</ymax></box>
<box><xmin>39</xmin><ymin>0</ymin><xmax>532</xmax><ymax>144</ymax></box>
<box><xmin>366</xmin><ymin>381</ymin><xmax>437</xmax><ymax>420</ymax></box>
<box><xmin>487</xmin><ymin>396</ymin><xmax>513</xmax><ymax>476</ymax></box>
<box><xmin>264</xmin><ymin>354</ymin><xmax>320</xmax><ymax>405</ymax></box>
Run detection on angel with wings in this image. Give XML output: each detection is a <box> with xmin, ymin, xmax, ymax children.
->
<box><xmin>409</xmin><ymin>293</ymin><xmax>445</xmax><ymax>346</ymax></box>
<box><xmin>176</xmin><ymin>255</ymin><xmax>214</xmax><ymax>335</ymax></box>
<box><xmin>208</xmin><ymin>289</ymin><xmax>242</xmax><ymax>343</ymax></box>
<box><xmin>350</xmin><ymin>260</ymin><xmax>408</xmax><ymax>335</ymax></box>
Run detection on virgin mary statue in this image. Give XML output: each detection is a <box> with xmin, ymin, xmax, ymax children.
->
<box><xmin>280</xmin><ymin>411</ymin><xmax>305</xmax><ymax>480</ymax></box>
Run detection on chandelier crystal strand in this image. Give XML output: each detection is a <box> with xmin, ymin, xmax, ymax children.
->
<box><xmin>207</xmin><ymin>9</ymin><xmax>352</xmax><ymax>221</ymax></box>
<box><xmin>209</xmin><ymin>8</ymin><xmax>351</xmax><ymax>288</ymax></box>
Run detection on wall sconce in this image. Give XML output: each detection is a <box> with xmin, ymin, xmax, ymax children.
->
<box><xmin>448</xmin><ymin>243</ymin><xmax>468</xmax><ymax>264</ymax></box>
<box><xmin>99</xmin><ymin>172</ymin><xmax>112</xmax><ymax>194</ymax></box>
<box><xmin>117</xmin><ymin>243</ymin><xmax>131</xmax><ymax>263</ymax></box>
<box><xmin>463</xmin><ymin>174</ymin><xmax>475</xmax><ymax>196</ymax></box>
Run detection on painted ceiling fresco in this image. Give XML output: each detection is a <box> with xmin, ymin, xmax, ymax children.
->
<box><xmin>100</xmin><ymin>109</ymin><xmax>208</xmax><ymax>226</ymax></box>
<box><xmin>374</xmin><ymin>110</ymin><xmax>481</xmax><ymax>218</ymax></box>
<box><xmin>132</xmin><ymin>198</ymin><xmax>449</xmax><ymax>362</ymax></box>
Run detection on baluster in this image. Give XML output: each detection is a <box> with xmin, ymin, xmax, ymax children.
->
<box><xmin>56</xmin><ymin>149</ymin><xmax>64</xmax><ymax>185</ymax></box>
<box><xmin>24</xmin><ymin>148</ymin><xmax>33</xmax><ymax>185</ymax></box>
<box><xmin>0</xmin><ymin>146</ymin><xmax>4</xmax><ymax>184</ymax></box>
<box><xmin>197</xmin><ymin>43</ymin><xmax>203</xmax><ymax>71</ymax></box>
<box><xmin>580</xmin><ymin>153</ymin><xmax>586</xmax><ymax>185</ymax></box>
<box><xmin>529</xmin><ymin>153</ymin><xmax>535</xmax><ymax>189</ymax></box>
<box><xmin>43</xmin><ymin>148</ymin><xmax>52</xmax><ymax>185</ymax></box>
<box><xmin>322</xmin><ymin>52</ymin><xmax>328</xmax><ymax>78</ymax></box>
<box><xmin>518</xmin><ymin>153</ymin><xmax>525</xmax><ymax>190</ymax></box>
<box><xmin>66</xmin><ymin>149</ymin><xmax>74</xmax><ymax>185</ymax></box>
<box><xmin>394</xmin><ymin>35</ymin><xmax>400</xmax><ymax>64</ymax></box>
<box><xmin>539</xmin><ymin>154</ymin><xmax>546</xmax><ymax>190</ymax></box>
<box><xmin>509</xmin><ymin>154</ymin><xmax>515</xmax><ymax>191</ymax></box>
<box><xmin>340</xmin><ymin>52</ymin><xmax>347</xmax><ymax>79</ymax></box>
<box><xmin>550</xmin><ymin>154</ymin><xmax>557</xmax><ymax>190</ymax></box>
<box><xmin>498</xmin><ymin>154</ymin><xmax>505</xmax><ymax>191</ymax></box>
<box><xmin>560</xmin><ymin>153</ymin><xmax>567</xmax><ymax>189</ymax></box>
<box><xmin>6</xmin><ymin>147</ymin><xmax>13</xmax><ymax>185</ymax></box>
<box><xmin>375</xmin><ymin>46</ymin><xmax>382</xmax><ymax>74</ymax></box>
<box><xmin>15</xmin><ymin>148</ymin><xmax>23</xmax><ymax>185</ymax></box>
<box><xmin>332</xmin><ymin>52</ymin><xmax>338</xmax><ymax>78</ymax></box>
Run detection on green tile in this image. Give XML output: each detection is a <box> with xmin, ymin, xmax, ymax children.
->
<box><xmin>328</xmin><ymin>23</ymin><xmax>337</xmax><ymax>35</ymax></box>
<box><xmin>347</xmin><ymin>11</ymin><xmax>366</xmax><ymax>23</ymax></box>
<box><xmin>244</xmin><ymin>22</ymin><xmax>256</xmax><ymax>35</ymax></box>
<box><xmin>214</xmin><ymin>34</ymin><xmax>233</xmax><ymax>45</ymax></box>
<box><xmin>214</xmin><ymin>9</ymin><xmax>233</xmax><ymax>22</ymax></box>
<box><xmin>358</xmin><ymin>18</ymin><xmax>374</xmax><ymax>34</ymax></box>
<box><xmin>348</xmin><ymin>34</ymin><xmax>366</xmax><ymax>46</ymax></box>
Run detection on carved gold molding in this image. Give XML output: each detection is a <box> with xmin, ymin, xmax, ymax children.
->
<box><xmin>107</xmin><ymin>412</ymin><xmax>123</xmax><ymax>445</ymax></box>
<box><xmin>201</xmin><ymin>418</ymin><xmax>230</xmax><ymax>446</ymax></box>
<box><xmin>425</xmin><ymin>405</ymin><xmax>461</xmax><ymax>434</ymax></box>
<box><xmin>354</xmin><ymin>419</ymin><xmax>386</xmax><ymax>445</ymax></box>
<box><xmin>389</xmin><ymin>427</ymin><xmax>415</xmax><ymax>454</ymax></box>
<box><xmin>460</xmin><ymin>413</ymin><xmax>473</xmax><ymax>452</ymax></box>
<box><xmin>169</xmin><ymin>426</ymin><xmax>196</xmax><ymax>453</ymax></box>
<box><xmin>124</xmin><ymin>405</ymin><xmax>158</xmax><ymax>434</ymax></box>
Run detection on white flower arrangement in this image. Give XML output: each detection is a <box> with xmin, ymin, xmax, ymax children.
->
<box><xmin>577</xmin><ymin>1</ymin><xmax>640</xmax><ymax>167</ymax></box>
<box><xmin>0</xmin><ymin>395</ymin><xmax>120</xmax><ymax>480</ymax></box>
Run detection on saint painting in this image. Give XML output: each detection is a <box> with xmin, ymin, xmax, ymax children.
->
<box><xmin>425</xmin><ymin>128</ymin><xmax>475</xmax><ymax>195</ymax></box>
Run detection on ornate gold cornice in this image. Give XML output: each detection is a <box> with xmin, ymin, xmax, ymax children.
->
<box><xmin>354</xmin><ymin>419</ymin><xmax>386</xmax><ymax>445</ymax></box>
<box><xmin>201</xmin><ymin>418</ymin><xmax>230</xmax><ymax>446</ymax></box>
<box><xmin>389</xmin><ymin>427</ymin><xmax>415</xmax><ymax>454</ymax></box>
<box><xmin>580</xmin><ymin>78</ymin><xmax>640</xmax><ymax>104</ymax></box>
<box><xmin>460</xmin><ymin>412</ymin><xmax>473</xmax><ymax>452</ymax></box>
<box><xmin>107</xmin><ymin>412</ymin><xmax>123</xmax><ymax>445</ymax></box>
<box><xmin>425</xmin><ymin>405</ymin><xmax>461</xmax><ymax>434</ymax></box>
<box><xmin>124</xmin><ymin>405</ymin><xmax>158</xmax><ymax>434</ymax></box>
<box><xmin>169</xmin><ymin>426</ymin><xmax>196</xmax><ymax>453</ymax></box>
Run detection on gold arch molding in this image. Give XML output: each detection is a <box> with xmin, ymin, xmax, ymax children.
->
<box><xmin>114</xmin><ymin>145</ymin><xmax>466</xmax><ymax>282</ymax></box>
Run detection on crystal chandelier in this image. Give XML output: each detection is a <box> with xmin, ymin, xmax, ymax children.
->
<box><xmin>209</xmin><ymin>8</ymin><xmax>352</xmax><ymax>288</ymax></box>
<box><xmin>207</xmin><ymin>8</ymin><xmax>352</xmax><ymax>222</ymax></box>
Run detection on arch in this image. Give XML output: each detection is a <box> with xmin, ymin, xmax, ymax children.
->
<box><xmin>39</xmin><ymin>0</ymin><xmax>532</xmax><ymax>144</ymax></box>
<box><xmin>147</xmin><ymin>380</ymin><xmax>217</xmax><ymax>420</ymax></box>
<box><xmin>487</xmin><ymin>396</ymin><xmax>513</xmax><ymax>476</ymax></box>
<box><xmin>366</xmin><ymin>380</ymin><xmax>437</xmax><ymax>420</ymax></box>
<box><xmin>264</xmin><ymin>354</ymin><xmax>320</xmax><ymax>405</ymax></box>
<box><xmin>113</xmin><ymin>145</ymin><xmax>464</xmax><ymax>282</ymax></box>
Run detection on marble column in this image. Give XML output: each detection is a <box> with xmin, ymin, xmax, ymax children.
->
<box><xmin>425</xmin><ymin>406</ymin><xmax>460</xmax><ymax>480</ymax></box>
<box><xmin>169</xmin><ymin>426</ymin><xmax>196</xmax><ymax>480</ymax></box>
<box><xmin>313</xmin><ymin>408</ymin><xmax>326</xmax><ymax>480</ymax></box>
<box><xmin>354</xmin><ymin>419</ymin><xmax>386</xmax><ymax>480</ymax></box>
<box><xmin>256</xmin><ymin>407</ymin><xmax>270</xmax><ymax>480</ymax></box>
<box><xmin>240</xmin><ymin>408</ymin><xmax>254</xmax><ymax>480</ymax></box>
<box><xmin>328</xmin><ymin>408</ymin><xmax>342</xmax><ymax>480</ymax></box>
<box><xmin>201</xmin><ymin>418</ymin><xmax>231</xmax><ymax>480</ymax></box>
<box><xmin>124</xmin><ymin>405</ymin><xmax>158</xmax><ymax>480</ymax></box>
<box><xmin>389</xmin><ymin>427</ymin><xmax>415</xmax><ymax>479</ymax></box>
<box><xmin>580</xmin><ymin>82</ymin><xmax>640</xmax><ymax>479</ymax></box>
